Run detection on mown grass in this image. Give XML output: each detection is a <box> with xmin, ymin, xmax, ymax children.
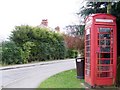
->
<box><xmin>38</xmin><ymin>69</ymin><xmax>84</xmax><ymax>88</ymax></box>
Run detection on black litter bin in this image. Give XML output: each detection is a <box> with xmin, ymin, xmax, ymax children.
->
<box><xmin>75</xmin><ymin>57</ymin><xmax>85</xmax><ymax>79</ymax></box>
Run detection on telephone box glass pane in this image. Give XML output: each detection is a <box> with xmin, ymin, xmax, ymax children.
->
<box><xmin>99</xmin><ymin>28</ymin><xmax>111</xmax><ymax>32</ymax></box>
<box><xmin>86</xmin><ymin>41</ymin><xmax>90</xmax><ymax>45</ymax></box>
<box><xmin>99</xmin><ymin>53</ymin><xmax>110</xmax><ymax>58</ymax></box>
<box><xmin>86</xmin><ymin>58</ymin><xmax>90</xmax><ymax>63</ymax></box>
<box><xmin>98</xmin><ymin>66</ymin><xmax>111</xmax><ymax>71</ymax></box>
<box><xmin>86</xmin><ymin>34</ymin><xmax>90</xmax><ymax>40</ymax></box>
<box><xmin>99</xmin><ymin>40</ymin><xmax>110</xmax><ymax>45</ymax></box>
<box><xmin>99</xmin><ymin>34</ymin><xmax>110</xmax><ymax>39</ymax></box>
<box><xmin>98</xmin><ymin>60</ymin><xmax>110</xmax><ymax>64</ymax></box>
<box><xmin>86</xmin><ymin>64</ymin><xmax>90</xmax><ymax>70</ymax></box>
<box><xmin>100</xmin><ymin>47</ymin><xmax>110</xmax><ymax>52</ymax></box>
<box><xmin>86</xmin><ymin>47</ymin><xmax>90</xmax><ymax>51</ymax></box>
<box><xmin>99</xmin><ymin>72</ymin><xmax>112</xmax><ymax>77</ymax></box>
<box><xmin>86</xmin><ymin>53</ymin><xmax>90</xmax><ymax>57</ymax></box>
<box><xmin>86</xmin><ymin>70</ymin><xmax>90</xmax><ymax>76</ymax></box>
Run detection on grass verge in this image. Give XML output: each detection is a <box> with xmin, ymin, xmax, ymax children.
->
<box><xmin>38</xmin><ymin>69</ymin><xmax>84</xmax><ymax>88</ymax></box>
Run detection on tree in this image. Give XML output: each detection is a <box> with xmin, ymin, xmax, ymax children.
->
<box><xmin>64</xmin><ymin>25</ymin><xmax>85</xmax><ymax>55</ymax></box>
<box><xmin>65</xmin><ymin>25</ymin><xmax>85</xmax><ymax>38</ymax></box>
<box><xmin>79</xmin><ymin>2</ymin><xmax>107</xmax><ymax>18</ymax></box>
<box><xmin>63</xmin><ymin>34</ymin><xmax>84</xmax><ymax>52</ymax></box>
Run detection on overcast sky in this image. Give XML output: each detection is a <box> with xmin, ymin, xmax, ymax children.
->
<box><xmin>0</xmin><ymin>0</ymin><xmax>83</xmax><ymax>41</ymax></box>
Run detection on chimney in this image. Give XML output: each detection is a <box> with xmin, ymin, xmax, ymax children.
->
<box><xmin>55</xmin><ymin>26</ymin><xmax>60</xmax><ymax>32</ymax></box>
<box><xmin>41</xmin><ymin>19</ymin><xmax>48</xmax><ymax>27</ymax></box>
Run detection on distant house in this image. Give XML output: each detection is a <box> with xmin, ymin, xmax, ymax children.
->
<box><xmin>38</xmin><ymin>19</ymin><xmax>51</xmax><ymax>29</ymax></box>
<box><xmin>37</xmin><ymin>19</ymin><xmax>53</xmax><ymax>31</ymax></box>
<box><xmin>38</xmin><ymin>19</ymin><xmax>61</xmax><ymax>33</ymax></box>
<box><xmin>39</xmin><ymin>19</ymin><xmax>48</xmax><ymax>28</ymax></box>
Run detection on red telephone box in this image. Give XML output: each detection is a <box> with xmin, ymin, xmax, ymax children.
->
<box><xmin>85</xmin><ymin>14</ymin><xmax>117</xmax><ymax>87</ymax></box>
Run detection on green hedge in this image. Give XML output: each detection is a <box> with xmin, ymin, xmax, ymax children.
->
<box><xmin>2</xmin><ymin>25</ymin><xmax>80</xmax><ymax>65</ymax></box>
<box><xmin>66</xmin><ymin>49</ymin><xmax>78</xmax><ymax>58</ymax></box>
<box><xmin>2</xmin><ymin>25</ymin><xmax>67</xmax><ymax>65</ymax></box>
<box><xmin>2</xmin><ymin>41</ymin><xmax>23</xmax><ymax>65</ymax></box>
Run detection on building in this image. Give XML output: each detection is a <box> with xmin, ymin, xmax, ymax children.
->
<box><xmin>39</xmin><ymin>19</ymin><xmax>48</xmax><ymax>28</ymax></box>
<box><xmin>38</xmin><ymin>19</ymin><xmax>62</xmax><ymax>33</ymax></box>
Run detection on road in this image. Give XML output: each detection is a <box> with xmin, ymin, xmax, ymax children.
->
<box><xmin>0</xmin><ymin>59</ymin><xmax>76</xmax><ymax>88</ymax></box>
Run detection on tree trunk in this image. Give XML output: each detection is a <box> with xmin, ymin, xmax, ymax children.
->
<box><xmin>107</xmin><ymin>2</ymin><xmax>112</xmax><ymax>14</ymax></box>
<box><xmin>116</xmin><ymin>57</ymin><xmax>120</xmax><ymax>86</ymax></box>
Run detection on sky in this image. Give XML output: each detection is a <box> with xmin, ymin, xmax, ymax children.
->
<box><xmin>0</xmin><ymin>0</ymin><xmax>83</xmax><ymax>41</ymax></box>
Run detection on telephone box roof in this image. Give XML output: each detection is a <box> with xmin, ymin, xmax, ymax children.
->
<box><xmin>85</xmin><ymin>13</ymin><xmax>116</xmax><ymax>23</ymax></box>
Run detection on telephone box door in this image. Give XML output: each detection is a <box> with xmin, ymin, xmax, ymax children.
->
<box><xmin>95</xmin><ymin>25</ymin><xmax>116</xmax><ymax>85</ymax></box>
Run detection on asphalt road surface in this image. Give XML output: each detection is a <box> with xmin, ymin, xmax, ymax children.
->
<box><xmin>1</xmin><ymin>59</ymin><xmax>76</xmax><ymax>88</ymax></box>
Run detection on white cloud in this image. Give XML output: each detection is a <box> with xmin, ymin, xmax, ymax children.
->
<box><xmin>0</xmin><ymin>0</ymin><xmax>82</xmax><ymax>41</ymax></box>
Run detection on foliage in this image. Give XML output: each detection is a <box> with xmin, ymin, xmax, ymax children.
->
<box><xmin>79</xmin><ymin>2</ymin><xmax>108</xmax><ymax>18</ymax></box>
<box><xmin>10</xmin><ymin>25</ymin><xmax>66</xmax><ymax>63</ymax></box>
<box><xmin>111</xmin><ymin>1</ymin><xmax>120</xmax><ymax>56</ymax></box>
<box><xmin>65</xmin><ymin>25</ymin><xmax>85</xmax><ymax>37</ymax></box>
<box><xmin>2</xmin><ymin>41</ymin><xmax>23</xmax><ymax>65</ymax></box>
<box><xmin>63</xmin><ymin>34</ymin><xmax>84</xmax><ymax>54</ymax></box>
<box><xmin>10</xmin><ymin>25</ymin><xmax>33</xmax><ymax>47</ymax></box>
<box><xmin>66</xmin><ymin>49</ymin><xmax>78</xmax><ymax>58</ymax></box>
<box><xmin>21</xmin><ymin>41</ymin><xmax>35</xmax><ymax>63</ymax></box>
<box><xmin>112</xmin><ymin>2</ymin><xmax>120</xmax><ymax>85</ymax></box>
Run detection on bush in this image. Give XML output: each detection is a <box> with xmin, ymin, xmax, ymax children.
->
<box><xmin>10</xmin><ymin>25</ymin><xmax>67</xmax><ymax>62</ymax></box>
<box><xmin>66</xmin><ymin>49</ymin><xmax>78</xmax><ymax>58</ymax></box>
<box><xmin>2</xmin><ymin>25</ymin><xmax>67</xmax><ymax>65</ymax></box>
<box><xmin>2</xmin><ymin>41</ymin><xmax>23</xmax><ymax>65</ymax></box>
